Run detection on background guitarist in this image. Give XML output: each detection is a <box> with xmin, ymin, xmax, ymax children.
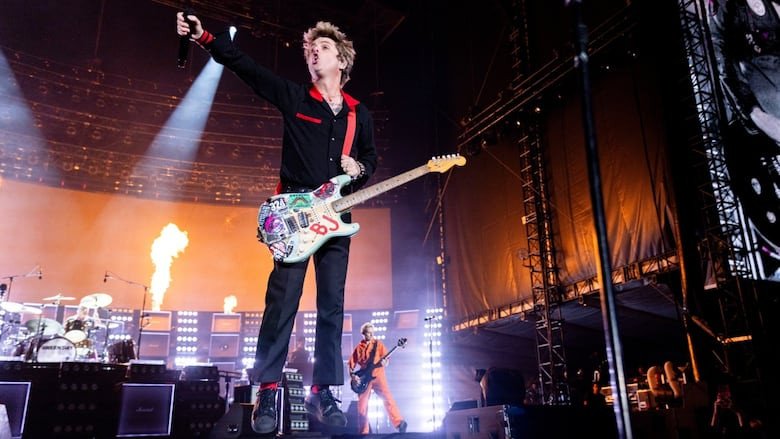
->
<box><xmin>176</xmin><ymin>13</ymin><xmax>378</xmax><ymax>435</ymax></box>
<box><xmin>349</xmin><ymin>322</ymin><xmax>407</xmax><ymax>434</ymax></box>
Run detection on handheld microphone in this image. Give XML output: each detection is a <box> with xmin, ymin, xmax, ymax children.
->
<box><xmin>424</xmin><ymin>316</ymin><xmax>441</xmax><ymax>321</ymax></box>
<box><xmin>177</xmin><ymin>8</ymin><xmax>196</xmax><ymax>68</ymax></box>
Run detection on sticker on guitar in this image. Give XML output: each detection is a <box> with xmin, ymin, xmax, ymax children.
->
<box><xmin>257</xmin><ymin>154</ymin><xmax>467</xmax><ymax>263</ymax></box>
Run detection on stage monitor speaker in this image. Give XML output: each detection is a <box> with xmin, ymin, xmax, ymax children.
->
<box><xmin>209</xmin><ymin>403</ymin><xmax>266</xmax><ymax>438</ymax></box>
<box><xmin>127</xmin><ymin>361</ymin><xmax>175</xmax><ymax>383</ymax></box>
<box><xmin>116</xmin><ymin>383</ymin><xmax>175</xmax><ymax>437</ymax></box>
<box><xmin>479</xmin><ymin>368</ymin><xmax>525</xmax><ymax>407</ymax></box>
<box><xmin>0</xmin><ymin>382</ymin><xmax>30</xmax><ymax>439</ymax></box>
<box><xmin>212</xmin><ymin>314</ymin><xmax>242</xmax><ymax>333</ymax></box>
<box><xmin>394</xmin><ymin>309</ymin><xmax>420</xmax><ymax>329</ymax></box>
<box><xmin>210</xmin><ymin>334</ymin><xmax>240</xmax><ymax>358</ymax></box>
<box><xmin>449</xmin><ymin>400</ymin><xmax>479</xmax><ymax>411</ymax></box>
<box><xmin>143</xmin><ymin>311</ymin><xmax>172</xmax><ymax>332</ymax></box>
<box><xmin>139</xmin><ymin>333</ymin><xmax>171</xmax><ymax>358</ymax></box>
<box><xmin>182</xmin><ymin>365</ymin><xmax>220</xmax><ymax>381</ymax></box>
<box><xmin>444</xmin><ymin>405</ymin><xmax>507</xmax><ymax>439</ymax></box>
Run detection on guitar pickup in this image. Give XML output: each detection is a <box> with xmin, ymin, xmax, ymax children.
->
<box><xmin>297</xmin><ymin>212</ymin><xmax>310</xmax><ymax>229</ymax></box>
<box><xmin>285</xmin><ymin>216</ymin><xmax>299</xmax><ymax>233</ymax></box>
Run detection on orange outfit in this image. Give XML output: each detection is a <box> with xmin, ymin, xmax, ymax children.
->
<box><xmin>349</xmin><ymin>339</ymin><xmax>404</xmax><ymax>434</ymax></box>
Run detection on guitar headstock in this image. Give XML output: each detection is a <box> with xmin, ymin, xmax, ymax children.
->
<box><xmin>427</xmin><ymin>154</ymin><xmax>466</xmax><ymax>173</ymax></box>
<box><xmin>397</xmin><ymin>338</ymin><xmax>408</xmax><ymax>348</ymax></box>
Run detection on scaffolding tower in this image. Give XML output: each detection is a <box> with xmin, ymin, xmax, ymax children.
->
<box><xmin>676</xmin><ymin>0</ymin><xmax>760</xmax><ymax>381</ymax></box>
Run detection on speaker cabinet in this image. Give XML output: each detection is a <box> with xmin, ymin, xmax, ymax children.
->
<box><xmin>143</xmin><ymin>312</ymin><xmax>172</xmax><ymax>332</ymax></box>
<box><xmin>138</xmin><ymin>333</ymin><xmax>171</xmax><ymax>359</ymax></box>
<box><xmin>212</xmin><ymin>314</ymin><xmax>242</xmax><ymax>333</ymax></box>
<box><xmin>0</xmin><ymin>382</ymin><xmax>30</xmax><ymax>439</ymax></box>
<box><xmin>209</xmin><ymin>334</ymin><xmax>240</xmax><ymax>359</ymax></box>
<box><xmin>210</xmin><ymin>403</ymin><xmax>265</xmax><ymax>438</ymax></box>
<box><xmin>116</xmin><ymin>383</ymin><xmax>175</xmax><ymax>437</ymax></box>
<box><xmin>444</xmin><ymin>405</ymin><xmax>508</xmax><ymax>439</ymax></box>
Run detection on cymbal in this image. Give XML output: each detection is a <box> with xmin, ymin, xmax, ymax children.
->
<box><xmin>1</xmin><ymin>301</ymin><xmax>24</xmax><ymax>313</ymax></box>
<box><xmin>23</xmin><ymin>305</ymin><xmax>42</xmax><ymax>315</ymax></box>
<box><xmin>92</xmin><ymin>319</ymin><xmax>123</xmax><ymax>329</ymax></box>
<box><xmin>43</xmin><ymin>294</ymin><xmax>76</xmax><ymax>301</ymax></box>
<box><xmin>1</xmin><ymin>302</ymin><xmax>43</xmax><ymax>315</ymax></box>
<box><xmin>79</xmin><ymin>292</ymin><xmax>112</xmax><ymax>308</ymax></box>
<box><xmin>24</xmin><ymin>318</ymin><xmax>63</xmax><ymax>336</ymax></box>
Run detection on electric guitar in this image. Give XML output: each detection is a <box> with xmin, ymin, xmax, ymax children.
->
<box><xmin>257</xmin><ymin>154</ymin><xmax>466</xmax><ymax>262</ymax></box>
<box><xmin>350</xmin><ymin>338</ymin><xmax>407</xmax><ymax>395</ymax></box>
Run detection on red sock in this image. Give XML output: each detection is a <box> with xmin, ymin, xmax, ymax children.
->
<box><xmin>260</xmin><ymin>382</ymin><xmax>278</xmax><ymax>391</ymax></box>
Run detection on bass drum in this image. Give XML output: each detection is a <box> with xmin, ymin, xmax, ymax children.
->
<box><xmin>36</xmin><ymin>336</ymin><xmax>76</xmax><ymax>362</ymax></box>
<box><xmin>64</xmin><ymin>318</ymin><xmax>89</xmax><ymax>343</ymax></box>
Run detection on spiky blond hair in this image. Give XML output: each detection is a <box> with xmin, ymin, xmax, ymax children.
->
<box><xmin>303</xmin><ymin>21</ymin><xmax>356</xmax><ymax>86</ymax></box>
<box><xmin>360</xmin><ymin>322</ymin><xmax>374</xmax><ymax>335</ymax></box>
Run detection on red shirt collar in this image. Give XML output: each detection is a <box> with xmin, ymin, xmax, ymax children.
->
<box><xmin>309</xmin><ymin>85</ymin><xmax>359</xmax><ymax>110</ymax></box>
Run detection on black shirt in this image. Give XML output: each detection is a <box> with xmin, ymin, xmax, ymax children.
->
<box><xmin>204</xmin><ymin>32</ymin><xmax>378</xmax><ymax>192</ymax></box>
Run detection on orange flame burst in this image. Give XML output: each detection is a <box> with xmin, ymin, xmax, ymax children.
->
<box><xmin>150</xmin><ymin>223</ymin><xmax>189</xmax><ymax>311</ymax></box>
<box><xmin>223</xmin><ymin>295</ymin><xmax>238</xmax><ymax>314</ymax></box>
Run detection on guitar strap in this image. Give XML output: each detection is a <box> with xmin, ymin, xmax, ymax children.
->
<box><xmin>342</xmin><ymin>103</ymin><xmax>357</xmax><ymax>156</ymax></box>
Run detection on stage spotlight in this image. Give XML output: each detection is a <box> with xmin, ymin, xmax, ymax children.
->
<box><xmin>229</xmin><ymin>26</ymin><xmax>237</xmax><ymax>40</ymax></box>
<box><xmin>135</xmin><ymin>55</ymin><xmax>225</xmax><ymax>200</ymax></box>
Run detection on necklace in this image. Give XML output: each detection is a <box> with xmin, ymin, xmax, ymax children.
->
<box><xmin>325</xmin><ymin>94</ymin><xmax>342</xmax><ymax>103</ymax></box>
<box><xmin>318</xmin><ymin>87</ymin><xmax>342</xmax><ymax>103</ymax></box>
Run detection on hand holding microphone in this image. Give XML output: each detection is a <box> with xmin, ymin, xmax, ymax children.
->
<box><xmin>176</xmin><ymin>10</ymin><xmax>203</xmax><ymax>68</ymax></box>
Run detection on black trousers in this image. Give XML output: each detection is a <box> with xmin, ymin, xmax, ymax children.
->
<box><xmin>253</xmin><ymin>235</ymin><xmax>350</xmax><ymax>385</ymax></box>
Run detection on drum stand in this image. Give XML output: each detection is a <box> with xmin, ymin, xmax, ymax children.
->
<box><xmin>103</xmin><ymin>271</ymin><xmax>148</xmax><ymax>360</ymax></box>
<box><xmin>26</xmin><ymin>317</ymin><xmax>48</xmax><ymax>362</ymax></box>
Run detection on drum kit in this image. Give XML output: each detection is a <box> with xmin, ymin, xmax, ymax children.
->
<box><xmin>0</xmin><ymin>292</ymin><xmax>135</xmax><ymax>363</ymax></box>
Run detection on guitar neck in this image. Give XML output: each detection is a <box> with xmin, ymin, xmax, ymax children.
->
<box><xmin>381</xmin><ymin>346</ymin><xmax>399</xmax><ymax>361</ymax></box>
<box><xmin>333</xmin><ymin>164</ymin><xmax>431</xmax><ymax>212</ymax></box>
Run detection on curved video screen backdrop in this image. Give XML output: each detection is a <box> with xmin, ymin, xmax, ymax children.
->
<box><xmin>707</xmin><ymin>0</ymin><xmax>780</xmax><ymax>282</ymax></box>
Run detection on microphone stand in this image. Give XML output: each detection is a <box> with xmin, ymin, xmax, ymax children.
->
<box><xmin>568</xmin><ymin>1</ymin><xmax>632</xmax><ymax>438</ymax></box>
<box><xmin>1</xmin><ymin>265</ymin><xmax>43</xmax><ymax>303</ymax></box>
<box><xmin>104</xmin><ymin>271</ymin><xmax>149</xmax><ymax>360</ymax></box>
<box><xmin>424</xmin><ymin>316</ymin><xmax>438</xmax><ymax>429</ymax></box>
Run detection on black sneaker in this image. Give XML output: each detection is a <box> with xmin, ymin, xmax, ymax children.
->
<box><xmin>397</xmin><ymin>420</ymin><xmax>408</xmax><ymax>433</ymax></box>
<box><xmin>304</xmin><ymin>387</ymin><xmax>347</xmax><ymax>427</ymax></box>
<box><xmin>251</xmin><ymin>388</ymin><xmax>277</xmax><ymax>434</ymax></box>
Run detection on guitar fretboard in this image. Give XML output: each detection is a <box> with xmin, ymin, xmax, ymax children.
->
<box><xmin>332</xmin><ymin>164</ymin><xmax>430</xmax><ymax>212</ymax></box>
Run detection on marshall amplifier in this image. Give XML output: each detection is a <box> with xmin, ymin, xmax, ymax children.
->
<box><xmin>116</xmin><ymin>383</ymin><xmax>175</xmax><ymax>437</ymax></box>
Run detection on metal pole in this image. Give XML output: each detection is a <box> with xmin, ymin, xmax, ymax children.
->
<box><xmin>568</xmin><ymin>1</ymin><xmax>633</xmax><ymax>437</ymax></box>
